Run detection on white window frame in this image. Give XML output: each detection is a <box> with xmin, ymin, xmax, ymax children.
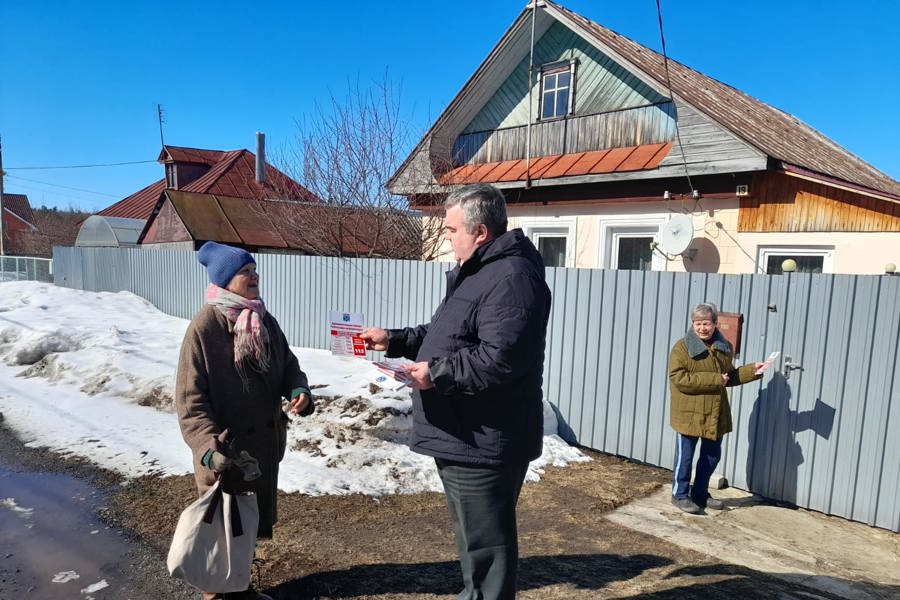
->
<box><xmin>520</xmin><ymin>218</ymin><xmax>576</xmax><ymax>268</ymax></box>
<box><xmin>598</xmin><ymin>214</ymin><xmax>668</xmax><ymax>271</ymax></box>
<box><xmin>538</xmin><ymin>59</ymin><xmax>576</xmax><ymax>121</ymax></box>
<box><xmin>757</xmin><ymin>245</ymin><xmax>834</xmax><ymax>274</ymax></box>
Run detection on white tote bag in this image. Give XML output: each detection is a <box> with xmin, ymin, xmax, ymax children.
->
<box><xmin>167</xmin><ymin>479</ymin><xmax>259</xmax><ymax>593</ymax></box>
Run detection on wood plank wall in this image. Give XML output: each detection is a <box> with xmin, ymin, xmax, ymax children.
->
<box><xmin>453</xmin><ymin>102</ymin><xmax>675</xmax><ymax>165</ymax></box>
<box><xmin>738</xmin><ymin>172</ymin><xmax>900</xmax><ymax>232</ymax></box>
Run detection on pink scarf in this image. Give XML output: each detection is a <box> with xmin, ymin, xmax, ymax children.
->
<box><xmin>205</xmin><ymin>284</ymin><xmax>270</xmax><ymax>387</ymax></box>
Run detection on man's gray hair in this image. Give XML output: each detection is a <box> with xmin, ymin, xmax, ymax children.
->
<box><xmin>443</xmin><ymin>184</ymin><xmax>508</xmax><ymax>237</ymax></box>
<box><xmin>691</xmin><ymin>302</ymin><xmax>719</xmax><ymax>323</ymax></box>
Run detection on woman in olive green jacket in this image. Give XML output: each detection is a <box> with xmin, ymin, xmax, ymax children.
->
<box><xmin>668</xmin><ymin>303</ymin><xmax>764</xmax><ymax>514</ymax></box>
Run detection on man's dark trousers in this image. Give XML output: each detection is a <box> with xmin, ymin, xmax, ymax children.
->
<box><xmin>436</xmin><ymin>458</ymin><xmax>529</xmax><ymax>600</ymax></box>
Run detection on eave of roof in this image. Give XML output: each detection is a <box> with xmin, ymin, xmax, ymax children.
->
<box><xmin>440</xmin><ymin>143</ymin><xmax>671</xmax><ymax>185</ymax></box>
<box><xmin>97</xmin><ymin>180</ymin><xmax>166</xmax><ymax>220</ymax></box>
<box><xmin>1</xmin><ymin>193</ymin><xmax>36</xmax><ymax>225</ymax></box>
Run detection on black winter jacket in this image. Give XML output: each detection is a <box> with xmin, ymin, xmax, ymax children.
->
<box><xmin>387</xmin><ymin>229</ymin><xmax>552</xmax><ymax>466</ymax></box>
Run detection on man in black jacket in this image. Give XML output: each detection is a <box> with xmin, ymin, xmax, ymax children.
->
<box><xmin>361</xmin><ymin>183</ymin><xmax>552</xmax><ymax>600</ymax></box>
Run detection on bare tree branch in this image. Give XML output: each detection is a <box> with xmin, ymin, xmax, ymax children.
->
<box><xmin>272</xmin><ymin>75</ymin><xmax>445</xmax><ymax>260</ymax></box>
<box><xmin>14</xmin><ymin>206</ymin><xmax>89</xmax><ymax>257</ymax></box>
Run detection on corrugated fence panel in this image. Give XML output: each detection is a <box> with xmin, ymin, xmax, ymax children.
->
<box><xmin>47</xmin><ymin>246</ymin><xmax>900</xmax><ymax>531</ymax></box>
<box><xmin>53</xmin><ymin>247</ymin><xmax>78</xmax><ymax>288</ymax></box>
<box><xmin>832</xmin><ymin>277</ymin><xmax>878</xmax><ymax>520</ymax></box>
<box><xmin>131</xmin><ymin>248</ymin><xmax>206</xmax><ymax>319</ymax></box>
<box><xmin>876</xmin><ymin>278</ymin><xmax>900</xmax><ymax>530</ymax></box>
<box><xmin>861</xmin><ymin>276</ymin><xmax>900</xmax><ymax>527</ymax></box>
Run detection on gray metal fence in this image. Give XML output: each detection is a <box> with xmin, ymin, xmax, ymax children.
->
<box><xmin>52</xmin><ymin>246</ymin><xmax>900</xmax><ymax>532</ymax></box>
<box><xmin>0</xmin><ymin>255</ymin><xmax>52</xmax><ymax>283</ymax></box>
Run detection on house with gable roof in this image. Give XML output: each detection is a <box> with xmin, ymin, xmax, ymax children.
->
<box><xmin>390</xmin><ymin>0</ymin><xmax>900</xmax><ymax>274</ymax></box>
<box><xmin>91</xmin><ymin>141</ymin><xmax>422</xmax><ymax>258</ymax></box>
<box><xmin>97</xmin><ymin>143</ymin><xmax>314</xmax><ymax>223</ymax></box>
<box><xmin>1</xmin><ymin>193</ymin><xmax>38</xmax><ymax>255</ymax></box>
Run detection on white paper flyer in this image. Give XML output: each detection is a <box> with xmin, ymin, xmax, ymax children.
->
<box><xmin>329</xmin><ymin>311</ymin><xmax>366</xmax><ymax>357</ymax></box>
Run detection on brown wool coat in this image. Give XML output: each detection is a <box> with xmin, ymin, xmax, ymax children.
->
<box><xmin>175</xmin><ymin>304</ymin><xmax>309</xmax><ymax>538</ymax></box>
<box><xmin>668</xmin><ymin>330</ymin><xmax>760</xmax><ymax>440</ymax></box>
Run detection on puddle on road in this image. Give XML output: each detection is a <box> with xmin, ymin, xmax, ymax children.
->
<box><xmin>0</xmin><ymin>464</ymin><xmax>132</xmax><ymax>599</ymax></box>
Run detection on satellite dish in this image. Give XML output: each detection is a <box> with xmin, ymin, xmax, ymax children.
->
<box><xmin>657</xmin><ymin>215</ymin><xmax>694</xmax><ymax>255</ymax></box>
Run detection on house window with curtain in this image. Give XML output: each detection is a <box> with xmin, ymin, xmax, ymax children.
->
<box><xmin>540</xmin><ymin>60</ymin><xmax>576</xmax><ymax>120</ymax></box>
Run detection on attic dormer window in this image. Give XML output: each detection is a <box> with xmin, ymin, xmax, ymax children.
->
<box><xmin>165</xmin><ymin>163</ymin><xmax>176</xmax><ymax>188</ymax></box>
<box><xmin>539</xmin><ymin>60</ymin><xmax>576</xmax><ymax>120</ymax></box>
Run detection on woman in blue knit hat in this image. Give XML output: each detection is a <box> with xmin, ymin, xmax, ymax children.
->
<box><xmin>175</xmin><ymin>241</ymin><xmax>314</xmax><ymax>600</ymax></box>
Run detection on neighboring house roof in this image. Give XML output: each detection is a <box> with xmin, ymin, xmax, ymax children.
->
<box><xmin>441</xmin><ymin>143</ymin><xmax>671</xmax><ymax>185</ymax></box>
<box><xmin>393</xmin><ymin>1</ymin><xmax>900</xmax><ymax>199</ymax></box>
<box><xmin>98</xmin><ymin>180</ymin><xmax>167</xmax><ymax>220</ymax></box>
<box><xmin>148</xmin><ymin>190</ymin><xmax>290</xmax><ymax>249</ymax></box>
<box><xmin>157</xmin><ymin>146</ymin><xmax>226</xmax><ymax>164</ymax></box>
<box><xmin>98</xmin><ymin>145</ymin><xmax>315</xmax><ymax>220</ymax></box>
<box><xmin>2</xmin><ymin>193</ymin><xmax>36</xmax><ymax>225</ymax></box>
<box><xmin>139</xmin><ymin>190</ymin><xmax>422</xmax><ymax>259</ymax></box>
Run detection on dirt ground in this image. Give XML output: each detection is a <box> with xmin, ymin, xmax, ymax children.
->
<box><xmin>2</xmin><ymin>421</ymin><xmax>894</xmax><ymax>600</ymax></box>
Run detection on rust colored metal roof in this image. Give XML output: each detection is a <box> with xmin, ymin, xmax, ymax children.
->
<box><xmin>217</xmin><ymin>195</ymin><xmax>290</xmax><ymax>248</ymax></box>
<box><xmin>158</xmin><ymin>146</ymin><xmax>227</xmax><ymax>164</ymax></box>
<box><xmin>440</xmin><ymin>143</ymin><xmax>671</xmax><ymax>185</ymax></box>
<box><xmin>2</xmin><ymin>193</ymin><xmax>35</xmax><ymax>224</ymax></box>
<box><xmin>546</xmin><ymin>1</ymin><xmax>900</xmax><ymax>198</ymax></box>
<box><xmin>164</xmin><ymin>190</ymin><xmax>286</xmax><ymax>247</ymax></box>
<box><xmin>98</xmin><ymin>146</ymin><xmax>316</xmax><ymax>220</ymax></box>
<box><xmin>97</xmin><ymin>179</ymin><xmax>166</xmax><ymax>220</ymax></box>
<box><xmin>182</xmin><ymin>150</ymin><xmax>313</xmax><ymax>201</ymax></box>
<box><xmin>142</xmin><ymin>190</ymin><xmax>420</xmax><ymax>258</ymax></box>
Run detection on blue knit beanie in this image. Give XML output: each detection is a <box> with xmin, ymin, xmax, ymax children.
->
<box><xmin>197</xmin><ymin>241</ymin><xmax>256</xmax><ymax>288</ymax></box>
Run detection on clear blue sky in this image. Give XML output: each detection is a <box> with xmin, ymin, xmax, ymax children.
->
<box><xmin>2</xmin><ymin>0</ymin><xmax>898</xmax><ymax>212</ymax></box>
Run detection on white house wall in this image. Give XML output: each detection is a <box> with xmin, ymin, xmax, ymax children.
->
<box><xmin>503</xmin><ymin>200</ymin><xmax>899</xmax><ymax>275</ymax></box>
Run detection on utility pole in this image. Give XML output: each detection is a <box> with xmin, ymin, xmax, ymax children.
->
<box><xmin>0</xmin><ymin>135</ymin><xmax>6</xmax><ymax>256</ymax></box>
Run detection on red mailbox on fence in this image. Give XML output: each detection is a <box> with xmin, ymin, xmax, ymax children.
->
<box><xmin>717</xmin><ymin>312</ymin><xmax>743</xmax><ymax>356</ymax></box>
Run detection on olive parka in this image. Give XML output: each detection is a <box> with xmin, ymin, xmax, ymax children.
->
<box><xmin>175</xmin><ymin>304</ymin><xmax>311</xmax><ymax>538</ymax></box>
<box><xmin>668</xmin><ymin>327</ymin><xmax>760</xmax><ymax>440</ymax></box>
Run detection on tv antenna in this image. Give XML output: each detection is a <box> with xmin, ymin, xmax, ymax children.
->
<box><xmin>157</xmin><ymin>104</ymin><xmax>166</xmax><ymax>148</ymax></box>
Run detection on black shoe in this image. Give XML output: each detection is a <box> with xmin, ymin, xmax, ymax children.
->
<box><xmin>692</xmin><ymin>495</ymin><xmax>726</xmax><ymax>510</ymax></box>
<box><xmin>671</xmin><ymin>496</ymin><xmax>702</xmax><ymax>514</ymax></box>
<box><xmin>704</xmin><ymin>496</ymin><xmax>726</xmax><ymax>510</ymax></box>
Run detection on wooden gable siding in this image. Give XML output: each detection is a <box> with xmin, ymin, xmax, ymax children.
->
<box><xmin>142</xmin><ymin>200</ymin><xmax>192</xmax><ymax>244</ymax></box>
<box><xmin>462</xmin><ymin>20</ymin><xmax>666</xmax><ymax>134</ymax></box>
<box><xmin>453</xmin><ymin>102</ymin><xmax>675</xmax><ymax>165</ymax></box>
<box><xmin>738</xmin><ymin>172</ymin><xmax>900</xmax><ymax>232</ymax></box>
<box><xmin>659</xmin><ymin>103</ymin><xmax>766</xmax><ymax>175</ymax></box>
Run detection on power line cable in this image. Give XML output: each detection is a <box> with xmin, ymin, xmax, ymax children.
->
<box><xmin>5</xmin><ymin>159</ymin><xmax>156</xmax><ymax>170</ymax></box>
<box><xmin>4</xmin><ymin>181</ymin><xmax>104</xmax><ymax>207</ymax></box>
<box><xmin>6</xmin><ymin>174</ymin><xmax>120</xmax><ymax>197</ymax></box>
<box><xmin>655</xmin><ymin>0</ymin><xmax>696</xmax><ymax>201</ymax></box>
